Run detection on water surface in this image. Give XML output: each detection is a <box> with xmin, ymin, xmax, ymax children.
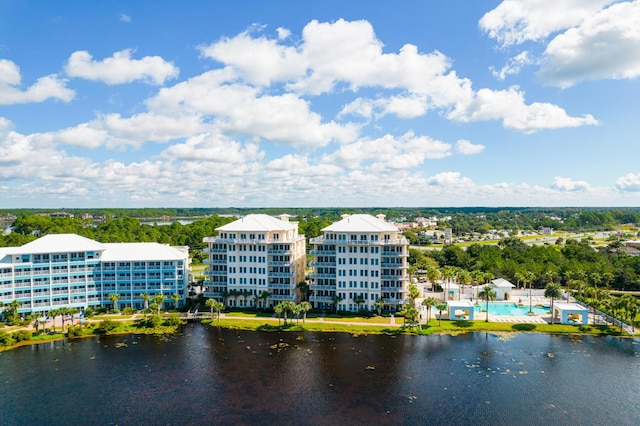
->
<box><xmin>0</xmin><ymin>326</ymin><xmax>638</xmax><ymax>425</ymax></box>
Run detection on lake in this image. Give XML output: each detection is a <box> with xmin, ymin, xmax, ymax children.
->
<box><xmin>0</xmin><ymin>326</ymin><xmax>638</xmax><ymax>425</ymax></box>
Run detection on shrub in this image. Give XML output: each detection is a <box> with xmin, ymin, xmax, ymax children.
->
<box><xmin>84</xmin><ymin>307</ymin><xmax>94</xmax><ymax>318</ymax></box>
<box><xmin>164</xmin><ymin>313</ymin><xmax>182</xmax><ymax>326</ymax></box>
<box><xmin>98</xmin><ymin>319</ymin><xmax>118</xmax><ymax>333</ymax></box>
<box><xmin>0</xmin><ymin>330</ymin><xmax>15</xmax><ymax>346</ymax></box>
<box><xmin>140</xmin><ymin>314</ymin><xmax>162</xmax><ymax>328</ymax></box>
<box><xmin>111</xmin><ymin>309</ymin><xmax>121</xmax><ymax>314</ymax></box>
<box><xmin>95</xmin><ymin>307</ymin><xmax>108</xmax><ymax>315</ymax></box>
<box><xmin>67</xmin><ymin>325</ymin><xmax>92</xmax><ymax>338</ymax></box>
<box><xmin>122</xmin><ymin>307</ymin><xmax>135</xmax><ymax>315</ymax></box>
<box><xmin>13</xmin><ymin>330</ymin><xmax>33</xmax><ymax>342</ymax></box>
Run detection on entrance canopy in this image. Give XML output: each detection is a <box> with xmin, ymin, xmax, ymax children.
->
<box><xmin>448</xmin><ymin>300</ymin><xmax>475</xmax><ymax>320</ymax></box>
<box><xmin>552</xmin><ymin>303</ymin><xmax>588</xmax><ymax>325</ymax></box>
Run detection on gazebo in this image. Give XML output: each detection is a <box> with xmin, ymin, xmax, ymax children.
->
<box><xmin>447</xmin><ymin>300</ymin><xmax>476</xmax><ymax>320</ymax></box>
<box><xmin>551</xmin><ymin>303</ymin><xmax>589</xmax><ymax>325</ymax></box>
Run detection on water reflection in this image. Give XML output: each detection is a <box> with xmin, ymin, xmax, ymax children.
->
<box><xmin>0</xmin><ymin>327</ymin><xmax>638</xmax><ymax>425</ymax></box>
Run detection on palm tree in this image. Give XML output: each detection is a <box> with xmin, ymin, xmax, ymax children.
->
<box><xmin>205</xmin><ymin>298</ymin><xmax>217</xmax><ymax>319</ymax></box>
<box><xmin>456</xmin><ymin>269</ymin><xmax>471</xmax><ymax>299</ymax></box>
<box><xmin>544</xmin><ymin>283</ymin><xmax>562</xmax><ymax>325</ymax></box>
<box><xmin>426</xmin><ymin>265</ymin><xmax>441</xmax><ymax>292</ymax></box>
<box><xmin>297</xmin><ymin>280</ymin><xmax>311</xmax><ymax>302</ymax></box>
<box><xmin>374</xmin><ymin>298</ymin><xmax>385</xmax><ymax>316</ymax></box>
<box><xmin>622</xmin><ymin>295</ymin><xmax>638</xmax><ymax>333</ymax></box>
<box><xmin>5</xmin><ymin>300</ymin><xmax>22</xmax><ymax>325</ymax></box>
<box><xmin>440</xmin><ymin>266</ymin><xmax>458</xmax><ymax>302</ymax></box>
<box><xmin>521</xmin><ymin>271</ymin><xmax>535</xmax><ymax>313</ymax></box>
<box><xmin>422</xmin><ymin>297</ymin><xmax>437</xmax><ymax>325</ymax></box>
<box><xmin>171</xmin><ymin>293</ymin><xmax>181</xmax><ymax>310</ymax></box>
<box><xmin>353</xmin><ymin>295</ymin><xmax>365</xmax><ymax>312</ymax></box>
<box><xmin>153</xmin><ymin>294</ymin><xmax>164</xmax><ymax>314</ymax></box>
<box><xmin>49</xmin><ymin>308</ymin><xmax>60</xmax><ymax>332</ymax></box>
<box><xmin>331</xmin><ymin>295</ymin><xmax>343</xmax><ymax>313</ymax></box>
<box><xmin>407</xmin><ymin>282</ymin><xmax>420</xmax><ymax>307</ymax></box>
<box><xmin>257</xmin><ymin>290</ymin><xmax>271</xmax><ymax>308</ymax></box>
<box><xmin>478</xmin><ymin>285</ymin><xmax>496</xmax><ymax>322</ymax></box>
<box><xmin>108</xmin><ymin>293</ymin><xmax>120</xmax><ymax>312</ymax></box>
<box><xmin>435</xmin><ymin>303</ymin><xmax>448</xmax><ymax>326</ymax></box>
<box><xmin>299</xmin><ymin>301</ymin><xmax>312</xmax><ymax>324</ymax></box>
<box><xmin>140</xmin><ymin>293</ymin><xmax>151</xmax><ymax>310</ymax></box>
<box><xmin>274</xmin><ymin>302</ymin><xmax>284</xmax><ymax>326</ymax></box>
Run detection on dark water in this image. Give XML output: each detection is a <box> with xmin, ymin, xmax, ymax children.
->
<box><xmin>1</xmin><ymin>326</ymin><xmax>639</xmax><ymax>425</ymax></box>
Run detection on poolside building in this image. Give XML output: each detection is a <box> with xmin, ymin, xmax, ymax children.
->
<box><xmin>309</xmin><ymin>214</ymin><xmax>409</xmax><ymax>312</ymax></box>
<box><xmin>202</xmin><ymin>214</ymin><xmax>306</xmax><ymax>308</ymax></box>
<box><xmin>0</xmin><ymin>234</ymin><xmax>189</xmax><ymax>315</ymax></box>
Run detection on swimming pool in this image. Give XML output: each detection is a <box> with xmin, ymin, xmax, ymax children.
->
<box><xmin>473</xmin><ymin>302</ymin><xmax>549</xmax><ymax>316</ymax></box>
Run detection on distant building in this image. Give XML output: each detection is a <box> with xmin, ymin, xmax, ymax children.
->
<box><xmin>309</xmin><ymin>214</ymin><xmax>409</xmax><ymax>312</ymax></box>
<box><xmin>202</xmin><ymin>214</ymin><xmax>306</xmax><ymax>307</ymax></box>
<box><xmin>0</xmin><ymin>234</ymin><xmax>189</xmax><ymax>315</ymax></box>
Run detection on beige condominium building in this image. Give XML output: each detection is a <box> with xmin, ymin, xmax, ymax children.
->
<box><xmin>309</xmin><ymin>214</ymin><xmax>409</xmax><ymax>312</ymax></box>
<box><xmin>203</xmin><ymin>214</ymin><xmax>306</xmax><ymax>308</ymax></box>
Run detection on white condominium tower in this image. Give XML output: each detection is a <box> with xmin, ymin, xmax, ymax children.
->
<box><xmin>203</xmin><ymin>214</ymin><xmax>306</xmax><ymax>307</ymax></box>
<box><xmin>309</xmin><ymin>214</ymin><xmax>409</xmax><ymax>312</ymax></box>
<box><xmin>0</xmin><ymin>234</ymin><xmax>189</xmax><ymax>315</ymax></box>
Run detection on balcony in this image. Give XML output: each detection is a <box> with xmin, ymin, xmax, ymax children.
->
<box><xmin>308</xmin><ymin>273</ymin><xmax>336</xmax><ymax>279</ymax></box>
<box><xmin>269</xmin><ymin>294</ymin><xmax>295</xmax><ymax>301</ymax></box>
<box><xmin>381</xmin><ymin>275</ymin><xmax>405</xmax><ymax>281</ymax></box>
<box><xmin>268</xmin><ymin>272</ymin><xmax>294</xmax><ymax>278</ymax></box>
<box><xmin>381</xmin><ymin>251</ymin><xmax>408</xmax><ymax>257</ymax></box>
<box><xmin>310</xmin><ymin>295</ymin><xmax>335</xmax><ymax>302</ymax></box>
<box><xmin>309</xmin><ymin>261</ymin><xmax>336</xmax><ymax>267</ymax></box>
<box><xmin>310</xmin><ymin>284</ymin><xmax>336</xmax><ymax>291</ymax></box>
<box><xmin>309</xmin><ymin>249</ymin><xmax>335</xmax><ymax>256</ymax></box>
<box><xmin>267</xmin><ymin>260</ymin><xmax>295</xmax><ymax>266</ymax></box>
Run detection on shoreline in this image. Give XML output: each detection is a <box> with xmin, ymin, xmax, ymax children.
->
<box><xmin>2</xmin><ymin>315</ymin><xmax>633</xmax><ymax>353</ymax></box>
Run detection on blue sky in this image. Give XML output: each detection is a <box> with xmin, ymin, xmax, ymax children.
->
<box><xmin>1</xmin><ymin>0</ymin><xmax>639</xmax><ymax>208</ymax></box>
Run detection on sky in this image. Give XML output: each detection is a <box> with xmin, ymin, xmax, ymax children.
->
<box><xmin>1</xmin><ymin>0</ymin><xmax>640</xmax><ymax>208</ymax></box>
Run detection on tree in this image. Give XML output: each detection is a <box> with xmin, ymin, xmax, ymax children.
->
<box><xmin>422</xmin><ymin>297</ymin><xmax>437</xmax><ymax>326</ymax></box>
<box><xmin>297</xmin><ymin>281</ymin><xmax>311</xmax><ymax>302</ymax></box>
<box><xmin>204</xmin><ymin>299</ymin><xmax>225</xmax><ymax>325</ymax></box>
<box><xmin>153</xmin><ymin>294</ymin><xmax>165</xmax><ymax>314</ymax></box>
<box><xmin>205</xmin><ymin>298</ymin><xmax>217</xmax><ymax>319</ymax></box>
<box><xmin>478</xmin><ymin>285</ymin><xmax>496</xmax><ymax>322</ymax></box>
<box><xmin>435</xmin><ymin>303</ymin><xmax>448</xmax><ymax>326</ymax></box>
<box><xmin>140</xmin><ymin>293</ymin><xmax>151</xmax><ymax>310</ymax></box>
<box><xmin>407</xmin><ymin>283</ymin><xmax>420</xmax><ymax>307</ymax></box>
<box><xmin>274</xmin><ymin>302</ymin><xmax>284</xmax><ymax>326</ymax></box>
<box><xmin>331</xmin><ymin>295</ymin><xmax>343</xmax><ymax>313</ymax></box>
<box><xmin>353</xmin><ymin>295</ymin><xmax>366</xmax><ymax>311</ymax></box>
<box><xmin>520</xmin><ymin>270</ymin><xmax>536</xmax><ymax>313</ymax></box>
<box><xmin>456</xmin><ymin>269</ymin><xmax>471</xmax><ymax>299</ymax></box>
<box><xmin>5</xmin><ymin>300</ymin><xmax>22</xmax><ymax>325</ymax></box>
<box><xmin>440</xmin><ymin>266</ymin><xmax>458</xmax><ymax>302</ymax></box>
<box><xmin>426</xmin><ymin>265</ymin><xmax>441</xmax><ymax>291</ymax></box>
<box><xmin>171</xmin><ymin>293</ymin><xmax>181</xmax><ymax>310</ymax></box>
<box><xmin>544</xmin><ymin>283</ymin><xmax>562</xmax><ymax>325</ymax></box>
<box><xmin>374</xmin><ymin>298</ymin><xmax>385</xmax><ymax>316</ymax></box>
<box><xmin>622</xmin><ymin>295</ymin><xmax>638</xmax><ymax>333</ymax></box>
<box><xmin>299</xmin><ymin>301</ymin><xmax>312</xmax><ymax>324</ymax></box>
<box><xmin>108</xmin><ymin>293</ymin><xmax>120</xmax><ymax>312</ymax></box>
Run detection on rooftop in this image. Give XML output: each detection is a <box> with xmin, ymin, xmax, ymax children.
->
<box><xmin>216</xmin><ymin>214</ymin><xmax>297</xmax><ymax>232</ymax></box>
<box><xmin>11</xmin><ymin>234</ymin><xmax>106</xmax><ymax>255</ymax></box>
<box><xmin>323</xmin><ymin>214</ymin><xmax>399</xmax><ymax>233</ymax></box>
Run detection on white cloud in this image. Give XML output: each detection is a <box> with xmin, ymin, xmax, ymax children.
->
<box><xmin>550</xmin><ymin>176</ymin><xmax>591</xmax><ymax>191</ymax></box>
<box><xmin>456</xmin><ymin>139</ymin><xmax>485</xmax><ymax>155</ymax></box>
<box><xmin>479</xmin><ymin>0</ymin><xmax>616</xmax><ymax>47</ymax></box>
<box><xmin>148</xmin><ymin>70</ymin><xmax>359</xmax><ymax>148</ymax></box>
<box><xmin>448</xmin><ymin>86</ymin><xmax>598</xmax><ymax>132</ymax></box>
<box><xmin>0</xmin><ymin>59</ymin><xmax>74</xmax><ymax>105</ymax></box>
<box><xmin>539</xmin><ymin>1</ymin><xmax>640</xmax><ymax>88</ymax></box>
<box><xmin>426</xmin><ymin>172</ymin><xmax>475</xmax><ymax>188</ymax></box>
<box><xmin>490</xmin><ymin>51</ymin><xmax>533</xmax><ymax>80</ymax></box>
<box><xmin>322</xmin><ymin>132</ymin><xmax>451</xmax><ymax>170</ymax></box>
<box><xmin>120</xmin><ymin>13</ymin><xmax>131</xmax><ymax>23</ymax></box>
<box><xmin>616</xmin><ymin>172</ymin><xmax>640</xmax><ymax>192</ymax></box>
<box><xmin>65</xmin><ymin>49</ymin><xmax>179</xmax><ymax>85</ymax></box>
<box><xmin>276</xmin><ymin>27</ymin><xmax>291</xmax><ymax>40</ymax></box>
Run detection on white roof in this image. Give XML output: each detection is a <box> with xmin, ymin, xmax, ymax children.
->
<box><xmin>101</xmin><ymin>242</ymin><xmax>187</xmax><ymax>261</ymax></box>
<box><xmin>11</xmin><ymin>234</ymin><xmax>106</xmax><ymax>255</ymax></box>
<box><xmin>447</xmin><ymin>300</ymin><xmax>475</xmax><ymax>308</ymax></box>
<box><xmin>553</xmin><ymin>303</ymin><xmax>589</xmax><ymax>312</ymax></box>
<box><xmin>323</xmin><ymin>214</ymin><xmax>399</xmax><ymax>233</ymax></box>
<box><xmin>490</xmin><ymin>278</ymin><xmax>515</xmax><ymax>288</ymax></box>
<box><xmin>216</xmin><ymin>214</ymin><xmax>297</xmax><ymax>232</ymax></box>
